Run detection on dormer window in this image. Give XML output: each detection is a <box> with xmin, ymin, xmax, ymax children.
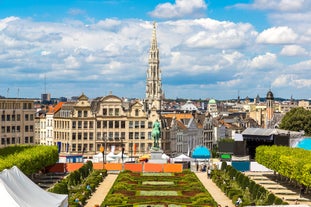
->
<box><xmin>135</xmin><ymin>109</ymin><xmax>139</xmax><ymax>116</ymax></box>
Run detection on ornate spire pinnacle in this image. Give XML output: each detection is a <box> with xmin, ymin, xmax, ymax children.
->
<box><xmin>151</xmin><ymin>22</ymin><xmax>157</xmax><ymax>50</ymax></box>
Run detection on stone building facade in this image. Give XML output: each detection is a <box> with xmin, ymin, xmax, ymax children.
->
<box><xmin>0</xmin><ymin>99</ymin><xmax>35</xmax><ymax>147</ymax></box>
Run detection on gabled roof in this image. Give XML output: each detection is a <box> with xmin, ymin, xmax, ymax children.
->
<box><xmin>47</xmin><ymin>102</ymin><xmax>65</xmax><ymax>115</ymax></box>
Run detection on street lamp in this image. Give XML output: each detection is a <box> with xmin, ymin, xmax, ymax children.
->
<box><xmin>99</xmin><ymin>145</ymin><xmax>104</xmax><ymax>169</ymax></box>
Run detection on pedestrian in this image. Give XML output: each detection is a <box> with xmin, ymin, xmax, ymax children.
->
<box><xmin>235</xmin><ymin>197</ymin><xmax>242</xmax><ymax>207</ymax></box>
<box><xmin>86</xmin><ymin>183</ymin><xmax>92</xmax><ymax>193</ymax></box>
<box><xmin>207</xmin><ymin>167</ymin><xmax>211</xmax><ymax>179</ymax></box>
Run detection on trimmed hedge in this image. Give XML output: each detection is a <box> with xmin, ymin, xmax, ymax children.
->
<box><xmin>0</xmin><ymin>145</ymin><xmax>58</xmax><ymax>175</ymax></box>
<box><xmin>212</xmin><ymin>162</ymin><xmax>288</xmax><ymax>206</ymax></box>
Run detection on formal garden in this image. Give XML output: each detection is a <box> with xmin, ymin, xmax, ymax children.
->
<box><xmin>103</xmin><ymin>170</ymin><xmax>217</xmax><ymax>207</ymax></box>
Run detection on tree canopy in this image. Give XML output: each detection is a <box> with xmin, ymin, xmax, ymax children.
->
<box><xmin>279</xmin><ymin>107</ymin><xmax>311</xmax><ymax>135</ymax></box>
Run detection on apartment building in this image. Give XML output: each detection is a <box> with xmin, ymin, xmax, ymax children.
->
<box><xmin>0</xmin><ymin>99</ymin><xmax>35</xmax><ymax>147</ymax></box>
<box><xmin>52</xmin><ymin>93</ymin><xmax>160</xmax><ymax>158</ymax></box>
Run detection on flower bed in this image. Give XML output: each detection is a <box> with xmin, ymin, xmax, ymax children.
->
<box><xmin>142</xmin><ymin>181</ymin><xmax>174</xmax><ymax>185</ymax></box>
<box><xmin>103</xmin><ymin>170</ymin><xmax>217</xmax><ymax>206</ymax></box>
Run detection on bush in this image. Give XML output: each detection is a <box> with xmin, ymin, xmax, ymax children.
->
<box><xmin>266</xmin><ymin>193</ymin><xmax>276</xmax><ymax>205</ymax></box>
<box><xmin>221</xmin><ymin>161</ymin><xmax>227</xmax><ymax>171</ymax></box>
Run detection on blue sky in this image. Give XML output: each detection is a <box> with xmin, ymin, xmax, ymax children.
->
<box><xmin>0</xmin><ymin>0</ymin><xmax>311</xmax><ymax>100</ymax></box>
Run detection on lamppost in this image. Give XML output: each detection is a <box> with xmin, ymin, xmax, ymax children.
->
<box><xmin>99</xmin><ymin>145</ymin><xmax>104</xmax><ymax>169</ymax></box>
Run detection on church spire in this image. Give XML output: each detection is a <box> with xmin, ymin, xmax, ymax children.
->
<box><xmin>151</xmin><ymin>22</ymin><xmax>158</xmax><ymax>50</ymax></box>
<box><xmin>146</xmin><ymin>22</ymin><xmax>162</xmax><ymax>111</ymax></box>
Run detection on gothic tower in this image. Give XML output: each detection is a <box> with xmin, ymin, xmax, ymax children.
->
<box><xmin>146</xmin><ymin>22</ymin><xmax>162</xmax><ymax>111</ymax></box>
<box><xmin>265</xmin><ymin>89</ymin><xmax>274</xmax><ymax>128</ymax></box>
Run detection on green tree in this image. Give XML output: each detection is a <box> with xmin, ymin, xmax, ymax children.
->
<box><xmin>279</xmin><ymin>107</ymin><xmax>311</xmax><ymax>135</ymax></box>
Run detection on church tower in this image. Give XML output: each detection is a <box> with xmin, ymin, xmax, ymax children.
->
<box><xmin>146</xmin><ymin>22</ymin><xmax>162</xmax><ymax>111</ymax></box>
<box><xmin>265</xmin><ymin>89</ymin><xmax>274</xmax><ymax>128</ymax></box>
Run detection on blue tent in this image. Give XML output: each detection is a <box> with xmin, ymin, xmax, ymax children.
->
<box><xmin>296</xmin><ymin>138</ymin><xmax>311</xmax><ymax>150</ymax></box>
<box><xmin>191</xmin><ymin>146</ymin><xmax>211</xmax><ymax>159</ymax></box>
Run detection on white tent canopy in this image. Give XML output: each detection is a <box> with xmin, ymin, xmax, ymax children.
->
<box><xmin>0</xmin><ymin>166</ymin><xmax>68</xmax><ymax>207</ymax></box>
<box><xmin>173</xmin><ymin>154</ymin><xmax>192</xmax><ymax>162</ymax></box>
<box><xmin>93</xmin><ymin>152</ymin><xmax>116</xmax><ymax>162</ymax></box>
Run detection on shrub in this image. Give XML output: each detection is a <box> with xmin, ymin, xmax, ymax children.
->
<box><xmin>221</xmin><ymin>161</ymin><xmax>227</xmax><ymax>170</ymax></box>
<box><xmin>266</xmin><ymin>193</ymin><xmax>276</xmax><ymax>205</ymax></box>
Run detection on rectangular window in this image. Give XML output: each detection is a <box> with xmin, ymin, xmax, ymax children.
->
<box><xmin>135</xmin><ymin>121</ymin><xmax>139</xmax><ymax>128</ymax></box>
<box><xmin>25</xmin><ymin>137</ymin><xmax>29</xmax><ymax>143</ymax></box>
<box><xmin>129</xmin><ymin>132</ymin><xmax>133</xmax><ymax>139</ymax></box>
<box><xmin>115</xmin><ymin>121</ymin><xmax>119</xmax><ymax>128</ymax></box>
<box><xmin>114</xmin><ymin>132</ymin><xmax>119</xmax><ymax>139</ymax></box>
<box><xmin>97</xmin><ymin>121</ymin><xmax>101</xmax><ymax>128</ymax></box>
<box><xmin>89</xmin><ymin>144</ymin><xmax>94</xmax><ymax>151</ymax></box>
<box><xmin>17</xmin><ymin>114</ymin><xmax>21</xmax><ymax>121</ymax></box>
<box><xmin>89</xmin><ymin>121</ymin><xmax>94</xmax><ymax>128</ymax></box>
<box><xmin>148</xmin><ymin>122</ymin><xmax>153</xmax><ymax>128</ymax></box>
<box><xmin>115</xmin><ymin>108</ymin><xmax>119</xmax><ymax>116</ymax></box>
<box><xmin>109</xmin><ymin>121</ymin><xmax>113</xmax><ymax>128</ymax></box>
<box><xmin>109</xmin><ymin>132</ymin><xmax>113</xmax><ymax>139</ymax></box>
<box><xmin>121</xmin><ymin>132</ymin><xmax>125</xmax><ymax>139</ymax></box>
<box><xmin>72</xmin><ymin>133</ymin><xmax>76</xmax><ymax>140</ymax></box>
<box><xmin>140</xmin><ymin>132</ymin><xmax>145</xmax><ymax>139</ymax></box>
<box><xmin>1</xmin><ymin>115</ymin><xmax>4</xmax><ymax>121</ymax></box>
<box><xmin>121</xmin><ymin>121</ymin><xmax>125</xmax><ymax>128</ymax></box>
<box><xmin>11</xmin><ymin>115</ymin><xmax>15</xmax><ymax>121</ymax></box>
<box><xmin>83</xmin><ymin>132</ymin><xmax>88</xmax><ymax>140</ymax></box>
<box><xmin>103</xmin><ymin>121</ymin><xmax>107</xmax><ymax>128</ymax></box>
<box><xmin>6</xmin><ymin>115</ymin><xmax>10</xmax><ymax>121</ymax></box>
<box><xmin>78</xmin><ymin>133</ymin><xmax>82</xmax><ymax>140</ymax></box>
<box><xmin>72</xmin><ymin>121</ymin><xmax>76</xmax><ymax>129</ymax></box>
<box><xmin>78</xmin><ymin>121</ymin><xmax>82</xmax><ymax>128</ymax></box>
<box><xmin>72</xmin><ymin>144</ymin><xmax>76</xmax><ymax>152</ymax></box>
<box><xmin>25</xmin><ymin>114</ymin><xmax>29</xmax><ymax>121</ymax></box>
<box><xmin>148</xmin><ymin>132</ymin><xmax>152</xmax><ymax>140</ymax></box>
<box><xmin>129</xmin><ymin>121</ymin><xmax>133</xmax><ymax>128</ymax></box>
<box><xmin>109</xmin><ymin>108</ymin><xmax>113</xmax><ymax>116</ymax></box>
<box><xmin>140</xmin><ymin>121</ymin><xmax>145</xmax><ymax>128</ymax></box>
<box><xmin>83</xmin><ymin>111</ymin><xmax>88</xmax><ymax>117</ymax></box>
<box><xmin>135</xmin><ymin>132</ymin><xmax>139</xmax><ymax>139</ymax></box>
<box><xmin>83</xmin><ymin>121</ymin><xmax>88</xmax><ymax>128</ymax></box>
<box><xmin>7</xmin><ymin>126</ymin><xmax>10</xmax><ymax>132</ymax></box>
<box><xmin>89</xmin><ymin>132</ymin><xmax>93</xmax><ymax>140</ymax></box>
<box><xmin>78</xmin><ymin>111</ymin><xmax>82</xmax><ymax>117</ymax></box>
<box><xmin>30</xmin><ymin>114</ymin><xmax>34</xmax><ymax>121</ymax></box>
<box><xmin>103</xmin><ymin>108</ymin><xmax>107</xmax><ymax>116</ymax></box>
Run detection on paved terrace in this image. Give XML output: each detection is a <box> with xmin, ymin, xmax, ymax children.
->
<box><xmin>245</xmin><ymin>171</ymin><xmax>311</xmax><ymax>206</ymax></box>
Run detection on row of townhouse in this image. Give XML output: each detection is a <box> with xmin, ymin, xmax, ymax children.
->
<box><xmin>34</xmin><ymin>94</ymin><xmax>219</xmax><ymax>159</ymax></box>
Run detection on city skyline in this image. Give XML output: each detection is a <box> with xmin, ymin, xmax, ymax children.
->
<box><xmin>0</xmin><ymin>0</ymin><xmax>311</xmax><ymax>100</ymax></box>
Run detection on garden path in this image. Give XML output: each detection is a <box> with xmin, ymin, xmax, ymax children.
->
<box><xmin>84</xmin><ymin>174</ymin><xmax>118</xmax><ymax>207</ymax></box>
<box><xmin>195</xmin><ymin>172</ymin><xmax>235</xmax><ymax>207</ymax></box>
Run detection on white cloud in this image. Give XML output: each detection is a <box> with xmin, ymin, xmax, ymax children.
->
<box><xmin>291</xmin><ymin>79</ymin><xmax>311</xmax><ymax>88</ymax></box>
<box><xmin>0</xmin><ymin>15</ymin><xmax>309</xmax><ymax>99</ymax></box>
<box><xmin>0</xmin><ymin>16</ymin><xmax>19</xmax><ymax>31</ymax></box>
<box><xmin>234</xmin><ymin>0</ymin><xmax>311</xmax><ymax>12</ymax></box>
<box><xmin>272</xmin><ymin>74</ymin><xmax>291</xmax><ymax>87</ymax></box>
<box><xmin>248</xmin><ymin>53</ymin><xmax>278</xmax><ymax>69</ymax></box>
<box><xmin>149</xmin><ymin>0</ymin><xmax>207</xmax><ymax>19</ymax></box>
<box><xmin>280</xmin><ymin>45</ymin><xmax>308</xmax><ymax>56</ymax></box>
<box><xmin>256</xmin><ymin>26</ymin><xmax>298</xmax><ymax>44</ymax></box>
